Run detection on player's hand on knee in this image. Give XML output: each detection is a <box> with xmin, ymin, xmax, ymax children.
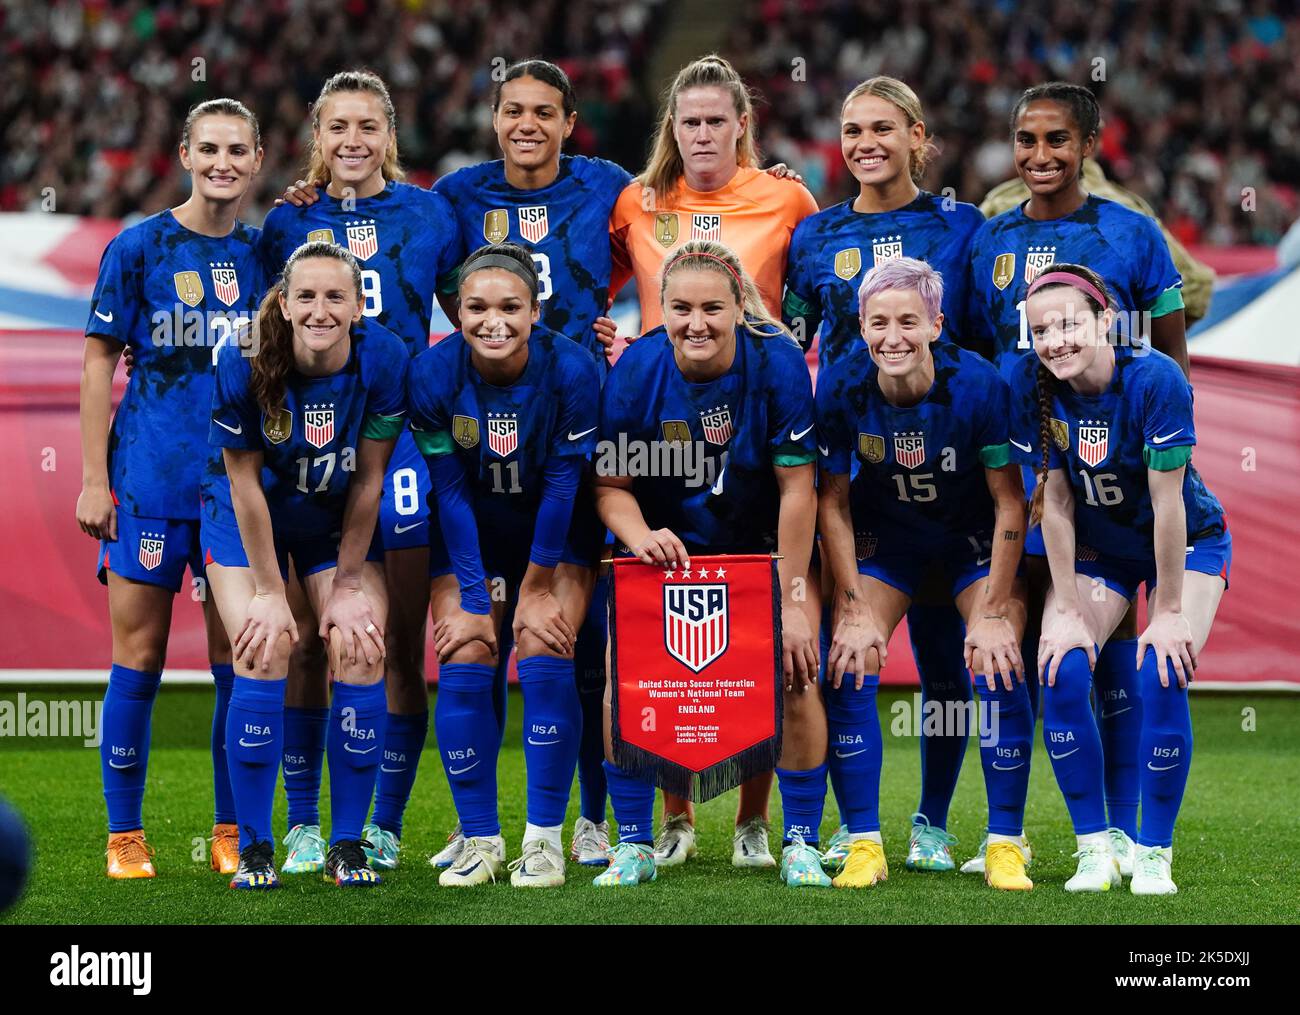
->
<box><xmin>276</xmin><ymin>179</ymin><xmax>319</xmax><ymax>208</ymax></box>
<box><xmin>237</xmin><ymin>590</ymin><xmax>299</xmax><ymax>672</ymax></box>
<box><xmin>1037</xmin><ymin>606</ymin><xmax>1094</xmax><ymax>688</ymax></box>
<box><xmin>828</xmin><ymin>608</ymin><xmax>887</xmax><ymax>691</ymax></box>
<box><xmin>1138</xmin><ymin>610</ymin><xmax>1196</xmax><ymax>689</ymax></box>
<box><xmin>593</xmin><ymin>316</ymin><xmax>618</xmax><ymax>355</ymax></box>
<box><xmin>781</xmin><ymin>603</ymin><xmax>818</xmax><ymax>691</ymax></box>
<box><xmin>964</xmin><ymin>615</ymin><xmax>1022</xmax><ymax>692</ymax></box>
<box><xmin>514</xmin><ymin>588</ymin><xmax>577</xmax><ymax>656</ymax></box>
<box><xmin>76</xmin><ymin>484</ymin><xmax>117</xmax><ymax>541</ymax></box>
<box><xmin>633</xmin><ymin>529</ymin><xmax>689</xmax><ymax>570</ymax></box>
<box><xmin>433</xmin><ymin>605</ymin><xmax>497</xmax><ymax>664</ymax></box>
<box><xmin>318</xmin><ymin>584</ymin><xmax>385</xmax><ymax>668</ymax></box>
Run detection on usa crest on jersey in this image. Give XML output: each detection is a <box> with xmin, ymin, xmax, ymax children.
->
<box><xmin>663</xmin><ymin>583</ymin><xmax>729</xmax><ymax>673</ymax></box>
<box><xmin>700</xmin><ymin>406</ymin><xmax>733</xmax><ymax>445</ymax></box>
<box><xmin>691</xmin><ymin>214</ymin><xmax>722</xmax><ymax>242</ymax></box>
<box><xmin>210</xmin><ymin>261</ymin><xmax>240</xmax><ymax>307</ymax></box>
<box><xmin>518</xmin><ymin>206</ymin><xmax>549</xmax><ymax>243</ymax></box>
<box><xmin>346</xmin><ymin>220</ymin><xmax>379</xmax><ymax>261</ymax></box>
<box><xmin>872</xmin><ymin>234</ymin><xmax>903</xmax><ymax>265</ymax></box>
<box><xmin>1025</xmin><ymin>245</ymin><xmax>1057</xmax><ymax>284</ymax></box>
<box><xmin>138</xmin><ymin>532</ymin><xmax>165</xmax><ymax>571</ymax></box>
<box><xmin>486</xmin><ymin>412</ymin><xmax>518</xmax><ymax>457</ymax></box>
<box><xmin>304</xmin><ymin>403</ymin><xmax>335</xmax><ymax>449</ymax></box>
<box><xmin>1077</xmin><ymin>420</ymin><xmax>1109</xmax><ymax>467</ymax></box>
<box><xmin>893</xmin><ymin>431</ymin><xmax>926</xmax><ymax>469</ymax></box>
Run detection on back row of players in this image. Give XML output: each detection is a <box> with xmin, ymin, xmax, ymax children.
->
<box><xmin>79</xmin><ymin>56</ymin><xmax>1227</xmax><ymax>895</ymax></box>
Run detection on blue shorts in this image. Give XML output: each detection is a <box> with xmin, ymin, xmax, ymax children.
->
<box><xmin>201</xmin><ymin>512</ymin><xmax>383</xmax><ymax>580</ymax></box>
<box><xmin>379</xmin><ymin>429</ymin><xmax>433</xmax><ymax>553</ymax></box>
<box><xmin>98</xmin><ymin>511</ymin><xmax>204</xmax><ymax>593</ymax></box>
<box><xmin>855</xmin><ymin>524</ymin><xmax>996</xmax><ymax>600</ymax></box>
<box><xmin>1074</xmin><ymin>524</ymin><xmax>1232</xmax><ymax>601</ymax></box>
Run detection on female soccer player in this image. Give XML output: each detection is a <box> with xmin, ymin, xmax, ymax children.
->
<box><xmin>78</xmin><ymin>98</ymin><xmax>264</xmax><ymax>880</ymax></box>
<box><xmin>963</xmin><ymin>82</ymin><xmax>1188</xmax><ymax>875</ymax></box>
<box><xmin>205</xmin><ymin>240</ymin><xmax>407</xmax><ymax>889</ymax></box>
<box><xmin>606</xmin><ymin>54</ymin><xmax>819</xmax><ymax>868</ymax></box>
<box><xmin>262</xmin><ymin>70</ymin><xmax>463</xmax><ymax>873</ymax></box>
<box><xmin>784</xmin><ymin>76</ymin><xmax>987</xmax><ymax>874</ymax></box>
<box><xmin>593</xmin><ymin>241</ymin><xmax>824</xmax><ymax>888</ymax></box>
<box><xmin>407</xmin><ymin>243</ymin><xmax>602</xmax><ymax>888</ymax></box>
<box><xmin>1013</xmin><ymin>264</ymin><xmax>1228</xmax><ymax>895</ymax></box>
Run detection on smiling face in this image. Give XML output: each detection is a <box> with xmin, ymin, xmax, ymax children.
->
<box><xmin>1013</xmin><ymin>99</ymin><xmax>1094</xmax><ymax>199</ymax></box>
<box><xmin>673</xmin><ymin>86</ymin><xmax>747</xmax><ymax>183</ymax></box>
<box><xmin>314</xmin><ymin>91</ymin><xmax>391</xmax><ymax>195</ymax></box>
<box><xmin>494</xmin><ymin>75</ymin><xmax>574</xmax><ymax>174</ymax></box>
<box><xmin>662</xmin><ymin>266</ymin><xmax>740</xmax><ymax>370</ymax></box>
<box><xmin>279</xmin><ymin>257</ymin><xmax>362</xmax><ymax>358</ymax></box>
<box><xmin>458</xmin><ymin>268</ymin><xmax>539</xmax><ymax>370</ymax></box>
<box><xmin>180</xmin><ymin>115</ymin><xmax>261</xmax><ymax>202</ymax></box>
<box><xmin>860</xmin><ymin>287</ymin><xmax>941</xmax><ymax>378</ymax></box>
<box><xmin>1027</xmin><ymin>285</ymin><xmax>1115</xmax><ymax>382</ymax></box>
<box><xmin>841</xmin><ymin>93</ymin><xmax>922</xmax><ymax>189</ymax></box>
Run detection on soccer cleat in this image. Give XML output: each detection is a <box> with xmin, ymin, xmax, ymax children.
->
<box><xmin>1130</xmin><ymin>846</ymin><xmax>1178</xmax><ymax>896</ymax></box>
<box><xmin>821</xmin><ymin>824</ymin><xmax>850</xmax><ymax>875</ymax></box>
<box><xmin>209</xmin><ymin>823</ymin><xmax>240</xmax><ymax>875</ymax></box>
<box><xmin>362</xmin><ymin>823</ymin><xmax>401</xmax><ymax>870</ymax></box>
<box><xmin>438</xmin><ymin>835</ymin><xmax>505</xmax><ymax>887</ymax></box>
<box><xmin>904</xmin><ymin>812</ymin><xmax>957</xmax><ymax>872</ymax></box>
<box><xmin>960</xmin><ymin>830</ymin><xmax>1034</xmax><ymax>874</ymax></box>
<box><xmin>780</xmin><ymin>833</ymin><xmax>832</xmax><ymax>888</ymax></box>
<box><xmin>229</xmin><ymin>837</ymin><xmax>279</xmax><ymax>890</ymax></box>
<box><xmin>732</xmin><ymin>816</ymin><xmax>777</xmax><ymax>869</ymax></box>
<box><xmin>653</xmin><ymin>813</ymin><xmax>697</xmax><ymax>867</ymax></box>
<box><xmin>1109</xmin><ymin>827</ymin><xmax>1136</xmax><ymax>878</ymax></box>
<box><xmin>593</xmin><ymin>841</ymin><xmax>657</xmax><ymax>887</ymax></box>
<box><xmin>570</xmin><ymin>817</ymin><xmax>611</xmax><ymax>866</ymax></box>
<box><xmin>984</xmin><ymin>841</ymin><xmax>1034</xmax><ymax>891</ymax></box>
<box><xmin>1064</xmin><ymin>840</ymin><xmax>1121</xmax><ymax>893</ymax></box>
<box><xmin>106</xmin><ymin>829</ymin><xmax>156</xmax><ymax>879</ymax></box>
<box><xmin>508</xmin><ymin>839</ymin><xmax>567</xmax><ymax>888</ymax></box>
<box><xmin>323</xmin><ymin>839</ymin><xmax>382</xmax><ymax>887</ymax></box>
<box><xmin>832</xmin><ymin>838</ymin><xmax>889</xmax><ymax>888</ymax></box>
<box><xmin>281</xmin><ymin>823</ymin><xmax>327</xmax><ymax>874</ymax></box>
<box><xmin>428</xmin><ymin>822</ymin><xmax>464</xmax><ymax>869</ymax></box>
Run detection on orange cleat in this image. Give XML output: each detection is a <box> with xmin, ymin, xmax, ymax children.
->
<box><xmin>210</xmin><ymin>823</ymin><xmax>240</xmax><ymax>875</ymax></box>
<box><xmin>106</xmin><ymin>829</ymin><xmax>157</xmax><ymax>879</ymax></box>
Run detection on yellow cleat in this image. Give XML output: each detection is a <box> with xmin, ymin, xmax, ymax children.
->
<box><xmin>210</xmin><ymin>823</ymin><xmax>240</xmax><ymax>875</ymax></box>
<box><xmin>831</xmin><ymin>838</ymin><xmax>888</xmax><ymax>888</ymax></box>
<box><xmin>106</xmin><ymin>830</ymin><xmax>157</xmax><ymax>879</ymax></box>
<box><xmin>985</xmin><ymin>841</ymin><xmax>1033</xmax><ymax>891</ymax></box>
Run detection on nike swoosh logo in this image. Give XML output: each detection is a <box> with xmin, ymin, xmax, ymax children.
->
<box><xmin>818</xmin><ymin>444</ymin><xmax>829</xmax><ymax>457</ymax></box>
<box><xmin>239</xmin><ymin>738</ymin><xmax>271</xmax><ymax>748</ymax></box>
<box><xmin>1101</xmin><ymin>706</ymin><xmax>1133</xmax><ymax>718</ymax></box>
<box><xmin>1010</xmin><ymin>438</ymin><xmax>1032</xmax><ymax>453</ymax></box>
<box><xmin>992</xmin><ymin>762</ymin><xmax>1025</xmax><ymax>770</ymax></box>
<box><xmin>95</xmin><ymin>309</ymin><xmax>114</xmax><ymax>323</ymax></box>
<box><xmin>108</xmin><ymin>760</ymin><xmax>135</xmax><ymax>769</ymax></box>
<box><xmin>454</xmin><ymin>860</ymin><xmax>482</xmax><ymax>877</ymax></box>
<box><xmin>568</xmin><ymin>426</ymin><xmax>597</xmax><ymax>441</ymax></box>
<box><xmin>790</xmin><ymin>424</ymin><xmax>814</xmax><ymax>441</ymax></box>
<box><xmin>393</xmin><ymin>522</ymin><xmax>422</xmax><ymax>534</ymax></box>
<box><xmin>834</xmin><ymin>749</ymin><xmax>866</xmax><ymax>758</ymax></box>
<box><xmin>1147</xmin><ymin>762</ymin><xmax>1180</xmax><ymax>771</ymax></box>
<box><xmin>1049</xmin><ymin>748</ymin><xmax>1079</xmax><ymax>760</ymax></box>
<box><xmin>343</xmin><ymin>742</ymin><xmax>376</xmax><ymax>754</ymax></box>
<box><xmin>1151</xmin><ymin>429</ymin><xmax>1184</xmax><ymax>445</ymax></box>
<box><xmin>213</xmin><ymin>418</ymin><xmax>243</xmax><ymax>435</ymax></box>
<box><xmin>380</xmin><ymin>765</ymin><xmax>407</xmax><ymax>773</ymax></box>
<box><xmin>526</xmin><ymin>737</ymin><xmax>561</xmax><ymax>746</ymax></box>
<box><xmin>282</xmin><ymin>768</ymin><xmax>308</xmax><ymax>776</ymax></box>
<box><xmin>449</xmin><ymin>760</ymin><xmax>480</xmax><ymax>775</ymax></box>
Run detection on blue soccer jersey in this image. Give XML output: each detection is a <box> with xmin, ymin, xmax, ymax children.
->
<box><xmin>784</xmin><ymin>191</ymin><xmax>984</xmax><ymax>370</ymax></box>
<box><xmin>817</xmin><ymin>341</ymin><xmax>1013</xmax><ymax>540</ymax></box>
<box><xmin>966</xmin><ymin>195</ymin><xmax>1184</xmax><ymax>370</ymax></box>
<box><xmin>434</xmin><ymin>155</ymin><xmax>632</xmax><ymax>358</ymax></box>
<box><xmin>599</xmin><ymin>327</ymin><xmax>818</xmax><ymax>554</ymax></box>
<box><xmin>207</xmin><ymin>318</ymin><xmax>409</xmax><ymax>536</ymax></box>
<box><xmin>1007</xmin><ymin>345</ymin><xmax>1224</xmax><ymax>561</ymax></box>
<box><xmin>259</xmin><ymin>181</ymin><xmax>463</xmax><ymax>356</ymax></box>
<box><xmin>86</xmin><ymin>210</ymin><xmax>264</xmax><ymax>519</ymax></box>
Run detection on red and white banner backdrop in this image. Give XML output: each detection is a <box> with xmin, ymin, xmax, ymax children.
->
<box><xmin>609</xmin><ymin>554</ymin><xmax>783</xmax><ymax>801</ymax></box>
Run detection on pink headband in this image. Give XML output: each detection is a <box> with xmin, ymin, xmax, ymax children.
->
<box><xmin>1027</xmin><ymin>271</ymin><xmax>1108</xmax><ymax>310</ymax></box>
<box><xmin>674</xmin><ymin>251</ymin><xmax>744</xmax><ymax>294</ymax></box>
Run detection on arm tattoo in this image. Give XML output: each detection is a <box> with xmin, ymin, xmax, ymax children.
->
<box><xmin>1001</xmin><ymin>530</ymin><xmax>1021</xmax><ymax>542</ymax></box>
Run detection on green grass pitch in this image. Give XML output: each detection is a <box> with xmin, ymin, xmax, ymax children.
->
<box><xmin>2</xmin><ymin>686</ymin><xmax>1297</xmax><ymax>924</ymax></box>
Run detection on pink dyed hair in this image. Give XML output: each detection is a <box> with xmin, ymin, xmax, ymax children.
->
<box><xmin>857</xmin><ymin>256</ymin><xmax>943</xmax><ymax>323</ymax></box>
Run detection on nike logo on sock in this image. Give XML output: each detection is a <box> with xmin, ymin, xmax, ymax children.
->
<box><xmin>1101</xmin><ymin>706</ymin><xmax>1133</xmax><ymax>718</ymax></box>
<box><xmin>342</xmin><ymin>742</ymin><xmax>377</xmax><ymax>755</ymax></box>
<box><xmin>526</xmin><ymin>737</ymin><xmax>561</xmax><ymax>746</ymax></box>
<box><xmin>449</xmin><ymin>760</ymin><xmax>480</xmax><ymax>775</ymax></box>
<box><xmin>1147</xmin><ymin>761</ymin><xmax>1180</xmax><ymax>771</ymax></box>
<box><xmin>282</xmin><ymin>768</ymin><xmax>308</xmax><ymax>776</ymax></box>
<box><xmin>834</xmin><ymin>749</ymin><xmax>866</xmax><ymax>758</ymax></box>
<box><xmin>108</xmin><ymin>760</ymin><xmax>135</xmax><ymax>769</ymax></box>
<box><xmin>1050</xmin><ymin>748</ymin><xmax>1080</xmax><ymax>760</ymax></box>
<box><xmin>992</xmin><ymin>761</ymin><xmax>1025</xmax><ymax>770</ymax></box>
<box><xmin>239</xmin><ymin>738</ymin><xmax>271</xmax><ymax>748</ymax></box>
<box><xmin>379</xmin><ymin>765</ymin><xmax>407</xmax><ymax>773</ymax></box>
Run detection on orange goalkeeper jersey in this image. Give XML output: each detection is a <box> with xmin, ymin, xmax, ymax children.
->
<box><xmin>610</xmin><ymin>167</ymin><xmax>819</xmax><ymax>333</ymax></box>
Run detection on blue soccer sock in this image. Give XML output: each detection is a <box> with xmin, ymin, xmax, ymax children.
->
<box><xmin>226</xmin><ymin>676</ymin><xmax>286</xmax><ymax>850</ymax></box>
<box><xmin>369</xmin><ymin>710</ymin><xmax>429</xmax><ymax>837</ymax></box>
<box><xmin>326</xmin><ymin>681</ymin><xmax>388</xmax><ymax>846</ymax></box>
<box><xmin>1136</xmin><ymin>650</ymin><xmax>1193</xmax><ymax>848</ymax></box>
<box><xmin>777</xmin><ymin>763</ymin><xmax>828</xmax><ymax>846</ymax></box>
<box><xmin>908</xmin><ymin>603</ymin><xmax>970</xmax><ymax>830</ymax></box>
<box><xmin>974</xmin><ymin>680</ymin><xmax>1033</xmax><ymax>836</ymax></box>
<box><xmin>518</xmin><ymin>655</ymin><xmax>582</xmax><ymax>828</ymax></box>
<box><xmin>282</xmin><ymin>705</ymin><xmax>328</xmax><ymax>829</ymax></box>
<box><xmin>1042</xmin><ymin>648</ymin><xmax>1107</xmax><ymax>834</ymax></box>
<box><xmin>435</xmin><ymin>662</ymin><xmax>501</xmax><ymax>838</ymax></box>
<box><xmin>210</xmin><ymin>664</ymin><xmax>236</xmax><ymax>825</ymax></box>
<box><xmin>603</xmin><ymin>759</ymin><xmax>655</xmax><ymax>845</ymax></box>
<box><xmin>101</xmin><ymin>664</ymin><xmax>162</xmax><ymax>833</ymax></box>
<box><xmin>574</xmin><ymin>575</ymin><xmax>609</xmax><ymax>822</ymax></box>
<box><xmin>1093</xmin><ymin>638</ymin><xmax>1141</xmax><ymax>839</ymax></box>
<box><xmin>824</xmin><ymin>673</ymin><xmax>883</xmax><ymax>834</ymax></box>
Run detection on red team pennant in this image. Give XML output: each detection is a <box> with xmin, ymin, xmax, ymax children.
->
<box><xmin>609</xmin><ymin>554</ymin><xmax>782</xmax><ymax>802</ymax></box>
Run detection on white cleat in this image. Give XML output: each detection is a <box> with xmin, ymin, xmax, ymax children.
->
<box><xmin>570</xmin><ymin>817</ymin><xmax>611</xmax><ymax>866</ymax></box>
<box><xmin>654</xmin><ymin>813</ymin><xmax>697</xmax><ymax>867</ymax></box>
<box><xmin>732</xmin><ymin>816</ymin><xmax>777</xmax><ymax>869</ymax></box>
<box><xmin>960</xmin><ymin>831</ymin><xmax>1033</xmax><ymax>874</ymax></box>
<box><xmin>1064</xmin><ymin>839</ymin><xmax>1122</xmax><ymax>893</ymax></box>
<box><xmin>509</xmin><ymin>839</ymin><xmax>567</xmax><ymax>888</ymax></box>
<box><xmin>1109</xmin><ymin>827</ymin><xmax>1136</xmax><ymax>878</ymax></box>
<box><xmin>1130</xmin><ymin>845</ymin><xmax>1178</xmax><ymax>896</ymax></box>
<box><xmin>429</xmin><ymin>822</ymin><xmax>464</xmax><ymax>869</ymax></box>
<box><xmin>438</xmin><ymin>835</ymin><xmax>505</xmax><ymax>887</ymax></box>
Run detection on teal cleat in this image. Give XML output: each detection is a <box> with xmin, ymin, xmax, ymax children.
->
<box><xmin>592</xmin><ymin>841</ymin><xmax>656</xmax><ymax>887</ymax></box>
<box><xmin>905</xmin><ymin>812</ymin><xmax>957</xmax><ymax>872</ymax></box>
<box><xmin>362</xmin><ymin>823</ymin><xmax>401</xmax><ymax>870</ymax></box>
<box><xmin>281</xmin><ymin>823</ymin><xmax>326</xmax><ymax>874</ymax></box>
<box><xmin>821</xmin><ymin>824</ymin><xmax>850</xmax><ymax>875</ymax></box>
<box><xmin>780</xmin><ymin>833</ymin><xmax>832</xmax><ymax>888</ymax></box>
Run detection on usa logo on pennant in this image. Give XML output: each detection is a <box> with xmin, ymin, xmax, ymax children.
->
<box><xmin>893</xmin><ymin>431</ymin><xmax>926</xmax><ymax>469</ymax></box>
<box><xmin>487</xmin><ymin>412</ymin><xmax>518</xmax><ymax>457</ymax></box>
<box><xmin>210</xmin><ymin>262</ymin><xmax>240</xmax><ymax>307</ymax></box>
<box><xmin>304</xmin><ymin>403</ymin><xmax>335</xmax><ymax>449</ymax></box>
<box><xmin>518</xmin><ymin>206</ymin><xmax>549</xmax><ymax>243</ymax></box>
<box><xmin>138</xmin><ymin>533</ymin><xmax>165</xmax><ymax>572</ymax></box>
<box><xmin>700</xmin><ymin>405</ymin><xmax>733</xmax><ymax>445</ymax></box>
<box><xmin>663</xmin><ymin>583</ymin><xmax>729</xmax><ymax>673</ymax></box>
<box><xmin>1077</xmin><ymin>420</ymin><xmax>1109</xmax><ymax>467</ymax></box>
<box><xmin>690</xmin><ymin>214</ymin><xmax>722</xmax><ymax>241</ymax></box>
<box><xmin>872</xmin><ymin>234</ymin><xmax>903</xmax><ymax>265</ymax></box>
<box><xmin>1025</xmin><ymin>245</ymin><xmax>1057</xmax><ymax>284</ymax></box>
<box><xmin>346</xmin><ymin>220</ymin><xmax>379</xmax><ymax>261</ymax></box>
